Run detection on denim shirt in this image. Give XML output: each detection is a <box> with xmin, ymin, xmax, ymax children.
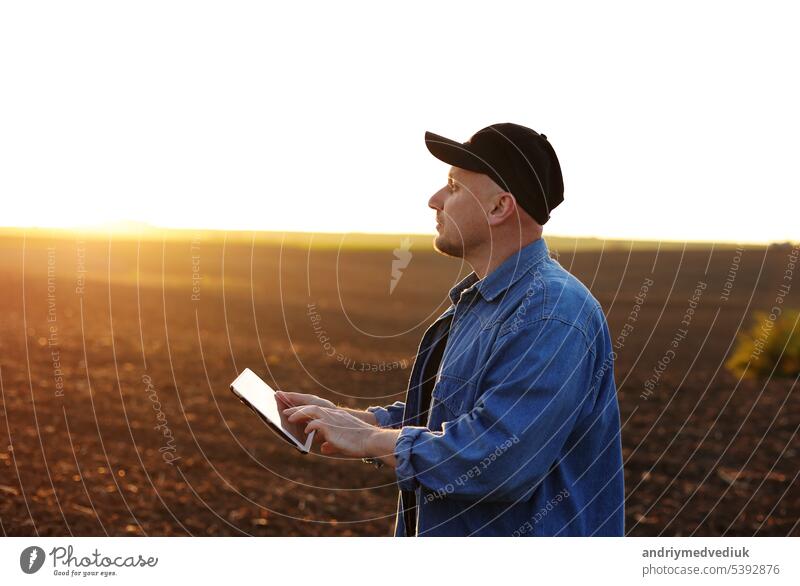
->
<box><xmin>368</xmin><ymin>238</ymin><xmax>624</xmax><ymax>536</ymax></box>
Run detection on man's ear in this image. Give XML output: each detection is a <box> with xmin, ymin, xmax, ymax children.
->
<box><xmin>487</xmin><ymin>192</ymin><xmax>517</xmax><ymax>226</ymax></box>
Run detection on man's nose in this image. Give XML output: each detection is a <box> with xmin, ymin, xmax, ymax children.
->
<box><xmin>428</xmin><ymin>187</ymin><xmax>445</xmax><ymax>211</ymax></box>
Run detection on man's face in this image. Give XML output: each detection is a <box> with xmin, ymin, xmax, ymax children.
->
<box><xmin>428</xmin><ymin>166</ymin><xmax>501</xmax><ymax>257</ymax></box>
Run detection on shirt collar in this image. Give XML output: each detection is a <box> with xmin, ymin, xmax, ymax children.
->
<box><xmin>447</xmin><ymin>272</ymin><xmax>481</xmax><ymax>305</ymax></box>
<box><xmin>447</xmin><ymin>238</ymin><xmax>550</xmax><ymax>305</ymax></box>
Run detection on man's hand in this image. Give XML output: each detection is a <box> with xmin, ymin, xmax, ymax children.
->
<box><xmin>275</xmin><ymin>391</ymin><xmax>335</xmax><ymax>410</ymax></box>
<box><xmin>284</xmin><ymin>405</ymin><xmax>399</xmax><ymax>466</ymax></box>
<box><xmin>276</xmin><ymin>391</ymin><xmax>378</xmax><ymax>425</ymax></box>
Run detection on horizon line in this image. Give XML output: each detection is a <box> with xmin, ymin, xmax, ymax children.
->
<box><xmin>0</xmin><ymin>221</ymin><xmax>793</xmax><ymax>248</ymax></box>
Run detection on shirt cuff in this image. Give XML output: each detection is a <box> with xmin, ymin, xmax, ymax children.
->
<box><xmin>394</xmin><ymin>426</ymin><xmax>429</xmax><ymax>492</ymax></box>
<box><xmin>366</xmin><ymin>406</ymin><xmax>394</xmax><ymax>428</ymax></box>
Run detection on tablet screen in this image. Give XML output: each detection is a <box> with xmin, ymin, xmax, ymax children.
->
<box><xmin>230</xmin><ymin>368</ymin><xmax>315</xmax><ymax>453</ymax></box>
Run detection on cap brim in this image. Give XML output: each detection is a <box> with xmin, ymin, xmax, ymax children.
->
<box><xmin>424</xmin><ymin>131</ymin><xmax>495</xmax><ymax>177</ymax></box>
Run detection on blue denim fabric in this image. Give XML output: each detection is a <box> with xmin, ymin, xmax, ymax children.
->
<box><xmin>368</xmin><ymin>238</ymin><xmax>624</xmax><ymax>536</ymax></box>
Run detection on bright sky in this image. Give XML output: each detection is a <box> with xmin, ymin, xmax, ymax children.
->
<box><xmin>1</xmin><ymin>2</ymin><xmax>798</xmax><ymax>243</ymax></box>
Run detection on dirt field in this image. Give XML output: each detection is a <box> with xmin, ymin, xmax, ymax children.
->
<box><xmin>0</xmin><ymin>228</ymin><xmax>797</xmax><ymax>536</ymax></box>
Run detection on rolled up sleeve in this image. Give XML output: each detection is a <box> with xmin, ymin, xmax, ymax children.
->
<box><xmin>367</xmin><ymin>401</ymin><xmax>406</xmax><ymax>429</ymax></box>
<box><xmin>392</xmin><ymin>317</ymin><xmax>597</xmax><ymax>502</ymax></box>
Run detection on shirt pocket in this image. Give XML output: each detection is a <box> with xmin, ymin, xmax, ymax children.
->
<box><xmin>431</xmin><ymin>375</ymin><xmax>473</xmax><ymax>419</ymax></box>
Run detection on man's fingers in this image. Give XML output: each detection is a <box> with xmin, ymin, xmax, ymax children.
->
<box><xmin>286</xmin><ymin>405</ymin><xmax>316</xmax><ymax>422</ymax></box>
<box><xmin>276</xmin><ymin>391</ymin><xmax>335</xmax><ymax>410</ymax></box>
<box><xmin>304</xmin><ymin>418</ymin><xmax>326</xmax><ymax>437</ymax></box>
<box><xmin>285</xmin><ymin>404</ymin><xmax>333</xmax><ymax>423</ymax></box>
<box><xmin>275</xmin><ymin>391</ymin><xmax>309</xmax><ymax>406</ymax></box>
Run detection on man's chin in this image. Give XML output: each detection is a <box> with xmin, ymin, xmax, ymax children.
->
<box><xmin>432</xmin><ymin>234</ymin><xmax>464</xmax><ymax>258</ymax></box>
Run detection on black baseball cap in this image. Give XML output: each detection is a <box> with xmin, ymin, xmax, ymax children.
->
<box><xmin>424</xmin><ymin>122</ymin><xmax>564</xmax><ymax>224</ymax></box>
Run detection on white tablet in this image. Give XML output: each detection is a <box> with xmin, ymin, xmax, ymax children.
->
<box><xmin>230</xmin><ymin>368</ymin><xmax>315</xmax><ymax>454</ymax></box>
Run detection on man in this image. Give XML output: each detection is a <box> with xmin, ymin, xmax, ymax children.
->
<box><xmin>278</xmin><ymin>123</ymin><xmax>625</xmax><ymax>536</ymax></box>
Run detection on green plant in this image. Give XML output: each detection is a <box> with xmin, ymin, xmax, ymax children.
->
<box><xmin>726</xmin><ymin>308</ymin><xmax>800</xmax><ymax>380</ymax></box>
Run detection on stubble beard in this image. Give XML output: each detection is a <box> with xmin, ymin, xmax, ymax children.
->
<box><xmin>433</xmin><ymin>232</ymin><xmax>465</xmax><ymax>259</ymax></box>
